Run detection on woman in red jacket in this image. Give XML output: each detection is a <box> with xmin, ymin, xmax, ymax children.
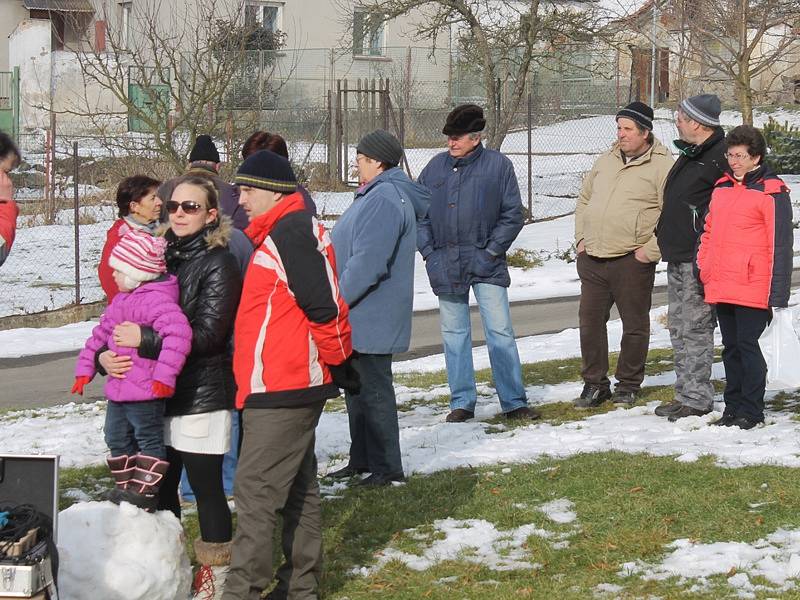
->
<box><xmin>697</xmin><ymin>125</ymin><xmax>793</xmax><ymax>430</ymax></box>
<box><xmin>0</xmin><ymin>131</ymin><xmax>20</xmax><ymax>267</ymax></box>
<box><xmin>99</xmin><ymin>176</ymin><xmax>162</xmax><ymax>301</ymax></box>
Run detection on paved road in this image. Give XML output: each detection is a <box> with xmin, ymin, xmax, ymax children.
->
<box><xmin>5</xmin><ymin>268</ymin><xmax>800</xmax><ymax>412</ymax></box>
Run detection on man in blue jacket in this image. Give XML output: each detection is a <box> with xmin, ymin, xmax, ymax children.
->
<box><xmin>330</xmin><ymin>129</ymin><xmax>430</xmax><ymax>486</ymax></box>
<box><xmin>418</xmin><ymin>105</ymin><xmax>538</xmax><ymax>423</ymax></box>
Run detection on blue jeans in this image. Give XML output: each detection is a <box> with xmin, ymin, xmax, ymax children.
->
<box><xmin>180</xmin><ymin>410</ymin><xmax>240</xmax><ymax>500</ymax></box>
<box><xmin>438</xmin><ymin>283</ymin><xmax>527</xmax><ymax>413</ymax></box>
<box><xmin>344</xmin><ymin>353</ymin><xmax>403</xmax><ymax>476</ymax></box>
<box><xmin>104</xmin><ymin>399</ymin><xmax>166</xmax><ymax>459</ymax></box>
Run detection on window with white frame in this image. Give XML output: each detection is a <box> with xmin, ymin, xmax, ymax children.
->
<box><xmin>120</xmin><ymin>1</ymin><xmax>132</xmax><ymax>50</ymax></box>
<box><xmin>245</xmin><ymin>1</ymin><xmax>283</xmax><ymax>33</ymax></box>
<box><xmin>353</xmin><ymin>8</ymin><xmax>384</xmax><ymax>57</ymax></box>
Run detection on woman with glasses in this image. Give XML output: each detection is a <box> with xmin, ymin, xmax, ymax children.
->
<box><xmin>697</xmin><ymin>125</ymin><xmax>793</xmax><ymax>430</ymax></box>
<box><xmin>99</xmin><ymin>175</ymin><xmax>242</xmax><ymax>598</ymax></box>
<box><xmin>99</xmin><ymin>175</ymin><xmax>163</xmax><ymax>302</ymax></box>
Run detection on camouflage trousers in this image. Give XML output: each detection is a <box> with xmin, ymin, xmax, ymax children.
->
<box><xmin>667</xmin><ymin>262</ymin><xmax>716</xmax><ymax>411</ymax></box>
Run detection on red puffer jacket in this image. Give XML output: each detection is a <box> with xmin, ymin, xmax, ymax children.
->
<box><xmin>697</xmin><ymin>165</ymin><xmax>793</xmax><ymax>309</ymax></box>
<box><xmin>0</xmin><ymin>199</ymin><xmax>18</xmax><ymax>265</ymax></box>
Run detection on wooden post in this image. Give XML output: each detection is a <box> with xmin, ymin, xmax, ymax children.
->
<box><xmin>73</xmin><ymin>141</ymin><xmax>80</xmax><ymax>304</ymax></box>
<box><xmin>342</xmin><ymin>79</ymin><xmax>349</xmax><ymax>184</ymax></box>
<box><xmin>527</xmin><ymin>92</ymin><xmax>533</xmax><ymax>222</ymax></box>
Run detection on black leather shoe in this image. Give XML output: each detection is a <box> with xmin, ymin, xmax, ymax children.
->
<box><xmin>710</xmin><ymin>414</ymin><xmax>737</xmax><ymax>427</ymax></box>
<box><xmin>654</xmin><ymin>400</ymin><xmax>683</xmax><ymax>417</ymax></box>
<box><xmin>325</xmin><ymin>464</ymin><xmax>368</xmax><ymax>479</ymax></box>
<box><xmin>574</xmin><ymin>384</ymin><xmax>611</xmax><ymax>408</ymax></box>
<box><xmin>667</xmin><ymin>405</ymin><xmax>711</xmax><ymax>422</ymax></box>
<box><xmin>356</xmin><ymin>473</ymin><xmax>405</xmax><ymax>487</ymax></box>
<box><xmin>446</xmin><ymin>408</ymin><xmax>475</xmax><ymax>423</ymax></box>
<box><xmin>504</xmin><ymin>406</ymin><xmax>541</xmax><ymax>420</ymax></box>
<box><xmin>730</xmin><ymin>416</ymin><xmax>762</xmax><ymax>430</ymax></box>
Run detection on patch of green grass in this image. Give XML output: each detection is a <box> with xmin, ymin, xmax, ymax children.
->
<box><xmin>59</xmin><ymin>465</ymin><xmax>112</xmax><ymax>509</ymax></box>
<box><xmin>319</xmin><ymin>452</ymin><xmax>800</xmax><ymax>598</ymax></box>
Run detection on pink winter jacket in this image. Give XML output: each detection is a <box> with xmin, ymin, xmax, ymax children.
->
<box><xmin>75</xmin><ymin>275</ymin><xmax>193</xmax><ymax>402</ymax></box>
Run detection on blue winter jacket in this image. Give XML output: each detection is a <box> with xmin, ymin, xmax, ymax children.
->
<box><xmin>417</xmin><ymin>144</ymin><xmax>523</xmax><ymax>295</ymax></box>
<box><xmin>331</xmin><ymin>167</ymin><xmax>430</xmax><ymax>354</ymax></box>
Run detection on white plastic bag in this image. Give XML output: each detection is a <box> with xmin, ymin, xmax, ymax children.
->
<box><xmin>758</xmin><ymin>307</ymin><xmax>800</xmax><ymax>390</ymax></box>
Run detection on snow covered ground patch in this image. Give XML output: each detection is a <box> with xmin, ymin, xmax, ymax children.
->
<box><xmin>620</xmin><ymin>528</ymin><xmax>800</xmax><ymax>598</ymax></box>
<box><xmin>58</xmin><ymin>501</ymin><xmax>192</xmax><ymax>600</ymax></box>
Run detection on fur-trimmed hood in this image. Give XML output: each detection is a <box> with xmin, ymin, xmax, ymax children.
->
<box><xmin>158</xmin><ymin>214</ymin><xmax>233</xmax><ymax>251</ymax></box>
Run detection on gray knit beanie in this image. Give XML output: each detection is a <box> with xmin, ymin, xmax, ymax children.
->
<box><xmin>679</xmin><ymin>94</ymin><xmax>721</xmax><ymax>127</ymax></box>
<box><xmin>356</xmin><ymin>129</ymin><xmax>403</xmax><ymax>167</ymax></box>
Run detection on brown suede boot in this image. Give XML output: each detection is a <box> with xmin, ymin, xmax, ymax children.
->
<box><xmin>111</xmin><ymin>454</ymin><xmax>169</xmax><ymax>512</ymax></box>
<box><xmin>192</xmin><ymin>539</ymin><xmax>232</xmax><ymax>600</ymax></box>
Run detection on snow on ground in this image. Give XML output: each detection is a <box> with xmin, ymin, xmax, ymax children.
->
<box><xmin>58</xmin><ymin>501</ymin><xmax>192</xmax><ymax>600</ymax></box>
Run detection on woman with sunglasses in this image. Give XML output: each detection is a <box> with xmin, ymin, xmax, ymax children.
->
<box><xmin>99</xmin><ymin>175</ymin><xmax>163</xmax><ymax>302</ymax></box>
<box><xmin>697</xmin><ymin>125</ymin><xmax>793</xmax><ymax>430</ymax></box>
<box><xmin>99</xmin><ymin>175</ymin><xmax>242</xmax><ymax>597</ymax></box>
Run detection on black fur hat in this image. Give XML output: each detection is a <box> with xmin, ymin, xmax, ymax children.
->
<box><xmin>442</xmin><ymin>104</ymin><xmax>486</xmax><ymax>136</ymax></box>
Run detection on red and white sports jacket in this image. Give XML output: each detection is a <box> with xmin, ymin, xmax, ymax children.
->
<box><xmin>233</xmin><ymin>192</ymin><xmax>352</xmax><ymax>409</ymax></box>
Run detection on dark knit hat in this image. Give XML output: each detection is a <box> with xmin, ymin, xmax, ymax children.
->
<box><xmin>616</xmin><ymin>101</ymin><xmax>654</xmax><ymax>131</ymax></box>
<box><xmin>442</xmin><ymin>104</ymin><xmax>486</xmax><ymax>136</ymax></box>
<box><xmin>235</xmin><ymin>149</ymin><xmax>297</xmax><ymax>193</ymax></box>
<box><xmin>189</xmin><ymin>135</ymin><xmax>220</xmax><ymax>163</ymax></box>
<box><xmin>679</xmin><ymin>94</ymin><xmax>721</xmax><ymax>127</ymax></box>
<box><xmin>356</xmin><ymin>129</ymin><xmax>403</xmax><ymax>166</ymax></box>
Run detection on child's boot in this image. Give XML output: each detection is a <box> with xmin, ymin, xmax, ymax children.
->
<box><xmin>105</xmin><ymin>455</ymin><xmax>136</xmax><ymax>504</ymax></box>
<box><xmin>112</xmin><ymin>454</ymin><xmax>169</xmax><ymax>512</ymax></box>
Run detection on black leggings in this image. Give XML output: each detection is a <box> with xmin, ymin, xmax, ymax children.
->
<box><xmin>158</xmin><ymin>446</ymin><xmax>232</xmax><ymax>543</ymax></box>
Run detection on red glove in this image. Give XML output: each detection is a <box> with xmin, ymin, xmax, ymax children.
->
<box><xmin>152</xmin><ymin>381</ymin><xmax>174</xmax><ymax>398</ymax></box>
<box><xmin>71</xmin><ymin>376</ymin><xmax>91</xmax><ymax>395</ymax></box>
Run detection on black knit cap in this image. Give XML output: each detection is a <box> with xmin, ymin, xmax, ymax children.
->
<box><xmin>616</xmin><ymin>101</ymin><xmax>654</xmax><ymax>131</ymax></box>
<box><xmin>356</xmin><ymin>129</ymin><xmax>403</xmax><ymax>166</ymax></box>
<box><xmin>188</xmin><ymin>135</ymin><xmax>220</xmax><ymax>163</ymax></box>
<box><xmin>235</xmin><ymin>149</ymin><xmax>297</xmax><ymax>193</ymax></box>
<box><xmin>442</xmin><ymin>104</ymin><xmax>486</xmax><ymax>136</ymax></box>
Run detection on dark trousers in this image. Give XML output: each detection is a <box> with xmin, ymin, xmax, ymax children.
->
<box><xmin>717</xmin><ymin>303</ymin><xmax>770</xmax><ymax>422</ymax></box>
<box><xmin>577</xmin><ymin>252</ymin><xmax>656</xmax><ymax>391</ymax></box>
<box><xmin>104</xmin><ymin>399</ymin><xmax>166</xmax><ymax>459</ymax></box>
<box><xmin>159</xmin><ymin>449</ymin><xmax>232</xmax><ymax>543</ymax></box>
<box><xmin>345</xmin><ymin>353</ymin><xmax>403</xmax><ymax>477</ymax></box>
<box><xmin>223</xmin><ymin>403</ymin><xmax>324</xmax><ymax>600</ymax></box>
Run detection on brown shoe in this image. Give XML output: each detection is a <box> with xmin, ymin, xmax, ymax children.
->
<box><xmin>504</xmin><ymin>406</ymin><xmax>541</xmax><ymax>420</ymax></box>
<box><xmin>654</xmin><ymin>400</ymin><xmax>683</xmax><ymax>417</ymax></box>
<box><xmin>445</xmin><ymin>408</ymin><xmax>475</xmax><ymax>423</ymax></box>
<box><xmin>667</xmin><ymin>405</ymin><xmax>711</xmax><ymax>422</ymax></box>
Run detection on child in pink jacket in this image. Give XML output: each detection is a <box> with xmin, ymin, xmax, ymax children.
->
<box><xmin>73</xmin><ymin>228</ymin><xmax>193</xmax><ymax>511</ymax></box>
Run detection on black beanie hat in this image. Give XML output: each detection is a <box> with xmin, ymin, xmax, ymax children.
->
<box><xmin>616</xmin><ymin>101</ymin><xmax>654</xmax><ymax>131</ymax></box>
<box><xmin>679</xmin><ymin>94</ymin><xmax>721</xmax><ymax>127</ymax></box>
<box><xmin>235</xmin><ymin>150</ymin><xmax>297</xmax><ymax>193</ymax></box>
<box><xmin>189</xmin><ymin>135</ymin><xmax>220</xmax><ymax>163</ymax></box>
<box><xmin>356</xmin><ymin>129</ymin><xmax>403</xmax><ymax>166</ymax></box>
<box><xmin>442</xmin><ymin>104</ymin><xmax>486</xmax><ymax>136</ymax></box>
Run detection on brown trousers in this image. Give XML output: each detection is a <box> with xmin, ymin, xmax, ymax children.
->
<box><xmin>577</xmin><ymin>251</ymin><xmax>656</xmax><ymax>392</ymax></box>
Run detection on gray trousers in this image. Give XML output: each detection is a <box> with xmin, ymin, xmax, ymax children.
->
<box><xmin>667</xmin><ymin>262</ymin><xmax>716</xmax><ymax>410</ymax></box>
<box><xmin>223</xmin><ymin>403</ymin><xmax>324</xmax><ymax>600</ymax></box>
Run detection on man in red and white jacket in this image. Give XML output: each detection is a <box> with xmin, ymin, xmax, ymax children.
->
<box><xmin>225</xmin><ymin>149</ymin><xmax>358</xmax><ymax>600</ymax></box>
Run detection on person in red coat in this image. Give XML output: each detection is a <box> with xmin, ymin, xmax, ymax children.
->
<box><xmin>0</xmin><ymin>131</ymin><xmax>20</xmax><ymax>267</ymax></box>
<box><xmin>99</xmin><ymin>175</ymin><xmax>162</xmax><ymax>302</ymax></box>
<box><xmin>697</xmin><ymin>125</ymin><xmax>793</xmax><ymax>430</ymax></box>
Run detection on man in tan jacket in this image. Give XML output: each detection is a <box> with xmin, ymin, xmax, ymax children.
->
<box><xmin>574</xmin><ymin>102</ymin><xmax>673</xmax><ymax>408</ymax></box>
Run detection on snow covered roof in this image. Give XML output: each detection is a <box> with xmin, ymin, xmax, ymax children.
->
<box><xmin>22</xmin><ymin>0</ymin><xmax>94</xmax><ymax>12</ymax></box>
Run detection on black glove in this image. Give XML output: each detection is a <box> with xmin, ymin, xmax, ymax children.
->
<box><xmin>328</xmin><ymin>356</ymin><xmax>361</xmax><ymax>395</ymax></box>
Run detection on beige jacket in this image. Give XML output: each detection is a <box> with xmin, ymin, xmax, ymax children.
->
<box><xmin>575</xmin><ymin>139</ymin><xmax>673</xmax><ymax>262</ymax></box>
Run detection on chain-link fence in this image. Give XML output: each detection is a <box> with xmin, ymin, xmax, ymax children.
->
<box><xmin>1</xmin><ymin>45</ymin><xmax>638</xmax><ymax>318</ymax></box>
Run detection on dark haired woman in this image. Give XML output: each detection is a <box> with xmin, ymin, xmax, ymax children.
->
<box><xmin>241</xmin><ymin>130</ymin><xmax>317</xmax><ymax>215</ymax></box>
<box><xmin>0</xmin><ymin>131</ymin><xmax>20</xmax><ymax>266</ymax></box>
<box><xmin>697</xmin><ymin>124</ymin><xmax>793</xmax><ymax>430</ymax></box>
<box><xmin>99</xmin><ymin>175</ymin><xmax>242</xmax><ymax>597</ymax></box>
<box><xmin>99</xmin><ymin>175</ymin><xmax>162</xmax><ymax>301</ymax></box>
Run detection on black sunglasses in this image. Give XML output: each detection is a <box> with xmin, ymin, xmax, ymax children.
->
<box><xmin>166</xmin><ymin>200</ymin><xmax>204</xmax><ymax>215</ymax></box>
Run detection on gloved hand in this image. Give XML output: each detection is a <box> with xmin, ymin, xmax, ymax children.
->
<box><xmin>71</xmin><ymin>375</ymin><xmax>91</xmax><ymax>395</ymax></box>
<box><xmin>328</xmin><ymin>356</ymin><xmax>361</xmax><ymax>396</ymax></box>
<box><xmin>152</xmin><ymin>381</ymin><xmax>174</xmax><ymax>398</ymax></box>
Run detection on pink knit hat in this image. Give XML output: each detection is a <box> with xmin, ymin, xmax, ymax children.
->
<box><xmin>108</xmin><ymin>228</ymin><xmax>167</xmax><ymax>283</ymax></box>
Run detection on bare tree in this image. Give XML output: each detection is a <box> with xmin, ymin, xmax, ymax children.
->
<box><xmin>668</xmin><ymin>0</ymin><xmax>800</xmax><ymax>124</ymax></box>
<box><xmin>345</xmin><ymin>0</ymin><xmax>611</xmax><ymax>148</ymax></box>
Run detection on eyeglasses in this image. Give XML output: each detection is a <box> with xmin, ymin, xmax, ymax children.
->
<box><xmin>166</xmin><ymin>200</ymin><xmax>204</xmax><ymax>215</ymax></box>
<box><xmin>725</xmin><ymin>152</ymin><xmax>751</xmax><ymax>161</ymax></box>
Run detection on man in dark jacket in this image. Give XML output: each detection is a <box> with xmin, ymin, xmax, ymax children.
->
<box><xmin>418</xmin><ymin>105</ymin><xmax>538</xmax><ymax>423</ymax></box>
<box><xmin>158</xmin><ymin>134</ymin><xmax>249</xmax><ymax>230</ymax></box>
<box><xmin>329</xmin><ymin>130</ymin><xmax>430</xmax><ymax>487</ymax></box>
<box><xmin>654</xmin><ymin>94</ymin><xmax>727</xmax><ymax>421</ymax></box>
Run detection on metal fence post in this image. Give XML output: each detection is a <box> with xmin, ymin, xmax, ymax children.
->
<box><xmin>527</xmin><ymin>92</ymin><xmax>533</xmax><ymax>222</ymax></box>
<box><xmin>73</xmin><ymin>141</ymin><xmax>80</xmax><ymax>305</ymax></box>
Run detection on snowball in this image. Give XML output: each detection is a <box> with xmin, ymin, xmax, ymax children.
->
<box><xmin>58</xmin><ymin>501</ymin><xmax>192</xmax><ymax>600</ymax></box>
